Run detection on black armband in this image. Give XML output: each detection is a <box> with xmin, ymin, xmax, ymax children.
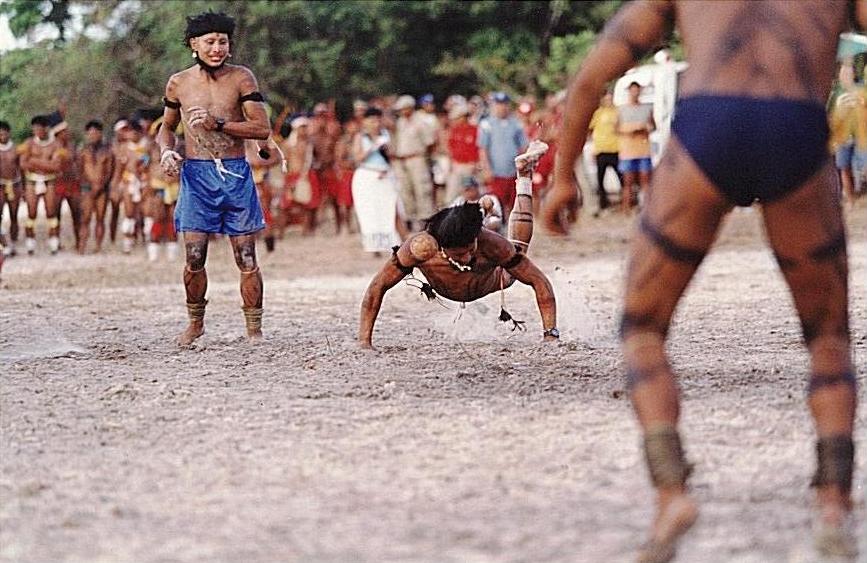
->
<box><xmin>501</xmin><ymin>253</ymin><xmax>525</xmax><ymax>270</ymax></box>
<box><xmin>239</xmin><ymin>91</ymin><xmax>265</xmax><ymax>104</ymax></box>
<box><xmin>163</xmin><ymin>97</ymin><xmax>181</xmax><ymax>110</ymax></box>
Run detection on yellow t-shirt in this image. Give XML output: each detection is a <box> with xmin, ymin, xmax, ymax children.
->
<box><xmin>829</xmin><ymin>87</ymin><xmax>867</xmax><ymax>151</ymax></box>
<box><xmin>589</xmin><ymin>107</ymin><xmax>619</xmax><ymax>154</ymax></box>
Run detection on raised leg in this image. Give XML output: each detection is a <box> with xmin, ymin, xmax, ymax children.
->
<box><xmin>177</xmin><ymin>232</ymin><xmax>209</xmax><ymax>346</ymax></box>
<box><xmin>761</xmin><ymin>162</ymin><xmax>856</xmax><ymax>558</ymax></box>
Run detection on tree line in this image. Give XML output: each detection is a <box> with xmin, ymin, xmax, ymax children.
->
<box><xmin>1</xmin><ymin>0</ymin><xmax>646</xmax><ymax>140</ymax></box>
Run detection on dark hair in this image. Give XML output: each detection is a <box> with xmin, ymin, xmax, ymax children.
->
<box><xmin>128</xmin><ymin>121</ymin><xmax>143</xmax><ymax>133</ymax></box>
<box><xmin>184</xmin><ymin>11</ymin><xmax>235</xmax><ymax>46</ymax></box>
<box><xmin>628</xmin><ymin>81</ymin><xmax>642</xmax><ymax>89</ymax></box>
<box><xmin>85</xmin><ymin>120</ymin><xmax>103</xmax><ymax>131</ymax></box>
<box><xmin>364</xmin><ymin>107</ymin><xmax>383</xmax><ymax>118</ymax></box>
<box><xmin>424</xmin><ymin>202</ymin><xmax>483</xmax><ymax>249</ymax></box>
<box><xmin>0</xmin><ymin>120</ymin><xmax>9</xmax><ymax>131</ymax></box>
<box><xmin>31</xmin><ymin>115</ymin><xmax>50</xmax><ymax>127</ymax></box>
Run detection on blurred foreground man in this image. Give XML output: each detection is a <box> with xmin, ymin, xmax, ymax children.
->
<box><xmin>156</xmin><ymin>11</ymin><xmax>270</xmax><ymax>345</ymax></box>
<box><xmin>546</xmin><ymin>1</ymin><xmax>866</xmax><ymax>561</ymax></box>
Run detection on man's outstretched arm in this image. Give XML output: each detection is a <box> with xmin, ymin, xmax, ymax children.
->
<box><xmin>358</xmin><ymin>244</ymin><xmax>420</xmax><ymax>349</ymax></box>
<box><xmin>544</xmin><ymin>0</ymin><xmax>673</xmax><ymax>233</ymax></box>
<box><xmin>506</xmin><ymin>255</ymin><xmax>558</xmax><ymax>340</ymax></box>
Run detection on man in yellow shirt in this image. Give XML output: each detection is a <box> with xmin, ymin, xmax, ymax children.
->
<box><xmin>588</xmin><ymin>91</ymin><xmax>620</xmax><ymax>212</ymax></box>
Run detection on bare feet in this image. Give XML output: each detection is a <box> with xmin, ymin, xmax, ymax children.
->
<box><xmin>177</xmin><ymin>321</ymin><xmax>204</xmax><ymax>346</ymax></box>
<box><xmin>813</xmin><ymin>497</ymin><xmax>857</xmax><ymax>558</ymax></box>
<box><xmin>637</xmin><ymin>494</ymin><xmax>699</xmax><ymax>563</ymax></box>
<box><xmin>246</xmin><ymin>328</ymin><xmax>263</xmax><ymax>343</ymax></box>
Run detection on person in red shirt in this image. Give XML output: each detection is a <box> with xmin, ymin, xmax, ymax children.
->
<box><xmin>445</xmin><ymin>103</ymin><xmax>479</xmax><ymax>203</ymax></box>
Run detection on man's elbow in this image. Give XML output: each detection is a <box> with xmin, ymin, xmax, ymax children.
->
<box><xmin>252</xmin><ymin>124</ymin><xmax>271</xmax><ymax>140</ymax></box>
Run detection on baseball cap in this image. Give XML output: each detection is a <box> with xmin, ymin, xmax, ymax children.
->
<box><xmin>394</xmin><ymin>95</ymin><xmax>416</xmax><ymax>111</ymax></box>
<box><xmin>492</xmin><ymin>92</ymin><xmax>511</xmax><ymax>103</ymax></box>
<box><xmin>420</xmin><ymin>93</ymin><xmax>434</xmax><ymax>105</ymax></box>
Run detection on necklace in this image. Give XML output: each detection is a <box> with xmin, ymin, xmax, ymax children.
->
<box><xmin>440</xmin><ymin>247</ymin><xmax>474</xmax><ymax>272</ymax></box>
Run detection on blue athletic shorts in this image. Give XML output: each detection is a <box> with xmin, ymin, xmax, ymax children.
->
<box><xmin>618</xmin><ymin>157</ymin><xmax>653</xmax><ymax>174</ymax></box>
<box><xmin>175</xmin><ymin>158</ymin><xmax>265</xmax><ymax>236</ymax></box>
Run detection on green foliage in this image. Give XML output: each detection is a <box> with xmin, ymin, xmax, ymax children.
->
<box><xmin>1</xmin><ymin>0</ymin><xmax>651</xmax><ymax>141</ymax></box>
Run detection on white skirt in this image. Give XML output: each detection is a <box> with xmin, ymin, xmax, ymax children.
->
<box><xmin>351</xmin><ymin>168</ymin><xmax>402</xmax><ymax>252</ymax></box>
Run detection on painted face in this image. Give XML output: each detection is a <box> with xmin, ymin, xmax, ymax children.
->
<box><xmin>0</xmin><ymin>129</ymin><xmax>9</xmax><ymax>144</ymax></box>
<box><xmin>441</xmin><ymin>239</ymin><xmax>478</xmax><ymax>268</ymax></box>
<box><xmin>191</xmin><ymin>32</ymin><xmax>230</xmax><ymax>67</ymax></box>
<box><xmin>32</xmin><ymin>124</ymin><xmax>47</xmax><ymax>140</ymax></box>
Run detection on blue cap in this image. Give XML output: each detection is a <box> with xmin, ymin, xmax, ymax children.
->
<box><xmin>492</xmin><ymin>92</ymin><xmax>510</xmax><ymax>103</ymax></box>
<box><xmin>420</xmin><ymin>93</ymin><xmax>435</xmax><ymax>105</ymax></box>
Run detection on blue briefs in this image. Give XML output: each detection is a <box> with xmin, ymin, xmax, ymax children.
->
<box><xmin>175</xmin><ymin>158</ymin><xmax>265</xmax><ymax>236</ymax></box>
<box><xmin>672</xmin><ymin>95</ymin><xmax>830</xmax><ymax>207</ymax></box>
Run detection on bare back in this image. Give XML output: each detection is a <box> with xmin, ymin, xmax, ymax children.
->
<box><xmin>675</xmin><ymin>0</ymin><xmax>850</xmax><ymax>103</ymax></box>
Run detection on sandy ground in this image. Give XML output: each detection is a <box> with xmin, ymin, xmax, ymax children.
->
<box><xmin>1</xmin><ymin>201</ymin><xmax>866</xmax><ymax>563</ymax></box>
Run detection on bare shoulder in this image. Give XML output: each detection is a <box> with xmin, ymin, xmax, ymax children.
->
<box><xmin>477</xmin><ymin>228</ymin><xmax>514</xmax><ymax>262</ymax></box>
<box><xmin>229</xmin><ymin>65</ymin><xmax>258</xmax><ymax>89</ymax></box>
<box><xmin>408</xmin><ymin>232</ymin><xmax>438</xmax><ymax>262</ymax></box>
<box><xmin>166</xmin><ymin>69</ymin><xmax>191</xmax><ymax>95</ymax></box>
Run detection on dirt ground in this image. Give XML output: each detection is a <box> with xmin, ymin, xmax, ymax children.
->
<box><xmin>1</xmin><ymin>201</ymin><xmax>865</xmax><ymax>563</ymax></box>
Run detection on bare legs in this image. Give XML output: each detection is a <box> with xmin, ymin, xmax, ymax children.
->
<box><xmin>177</xmin><ymin>232</ymin><xmax>209</xmax><ymax>346</ymax></box>
<box><xmin>78</xmin><ymin>189</ymin><xmax>106</xmax><ymax>254</ymax></box>
<box><xmin>231</xmin><ymin>233</ymin><xmax>263</xmax><ymax>341</ymax></box>
<box><xmin>621</xmin><ymin>139</ymin><xmax>731</xmax><ymax>562</ymax></box>
<box><xmin>762</xmin><ymin>163</ymin><xmax>856</xmax><ymax>556</ymax></box>
<box><xmin>624</xmin><ymin>140</ymin><xmax>856</xmax><ymax>560</ymax></box>
<box><xmin>177</xmin><ymin>232</ymin><xmax>264</xmax><ymax>346</ymax></box>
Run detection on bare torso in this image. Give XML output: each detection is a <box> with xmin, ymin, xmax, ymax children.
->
<box><xmin>410</xmin><ymin>230</ymin><xmax>512</xmax><ymax>302</ymax></box>
<box><xmin>0</xmin><ymin>144</ymin><xmax>19</xmax><ymax>181</ymax></box>
<box><xmin>169</xmin><ymin>64</ymin><xmax>254</xmax><ymax>159</ymax></box>
<box><xmin>81</xmin><ymin>144</ymin><xmax>112</xmax><ymax>187</ymax></box>
<box><xmin>674</xmin><ymin>0</ymin><xmax>848</xmax><ymax>103</ymax></box>
<box><xmin>23</xmin><ymin>138</ymin><xmax>59</xmax><ymax>176</ymax></box>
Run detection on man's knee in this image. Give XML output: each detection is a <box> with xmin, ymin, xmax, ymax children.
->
<box><xmin>185</xmin><ymin>240</ymin><xmax>208</xmax><ymax>270</ymax></box>
<box><xmin>232</xmin><ymin>239</ymin><xmax>258</xmax><ymax>271</ymax></box>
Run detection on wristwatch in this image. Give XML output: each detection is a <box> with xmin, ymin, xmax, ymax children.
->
<box><xmin>543</xmin><ymin>328</ymin><xmax>560</xmax><ymax>339</ymax></box>
<box><xmin>215</xmin><ymin>117</ymin><xmax>226</xmax><ymax>133</ymax></box>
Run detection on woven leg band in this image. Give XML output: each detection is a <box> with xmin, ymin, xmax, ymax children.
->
<box><xmin>242</xmin><ymin>306</ymin><xmax>263</xmax><ymax>332</ymax></box>
<box><xmin>644</xmin><ymin>425</ymin><xmax>693</xmax><ymax>488</ymax></box>
<box><xmin>186</xmin><ymin>299</ymin><xmax>207</xmax><ymax>322</ymax></box>
<box><xmin>810</xmin><ymin>435</ymin><xmax>854</xmax><ymax>493</ymax></box>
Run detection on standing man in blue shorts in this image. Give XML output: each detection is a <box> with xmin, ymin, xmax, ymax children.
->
<box><xmin>156</xmin><ymin>11</ymin><xmax>271</xmax><ymax>346</ymax></box>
